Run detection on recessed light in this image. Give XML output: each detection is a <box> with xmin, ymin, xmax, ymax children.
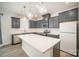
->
<box><xmin>65</xmin><ymin>2</ymin><xmax>70</xmax><ymax>4</ymax></box>
<box><xmin>36</xmin><ymin>5</ymin><xmax>39</xmax><ymax>8</ymax></box>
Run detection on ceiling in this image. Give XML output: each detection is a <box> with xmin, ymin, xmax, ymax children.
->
<box><xmin>0</xmin><ymin>2</ymin><xmax>78</xmax><ymax>17</ymax></box>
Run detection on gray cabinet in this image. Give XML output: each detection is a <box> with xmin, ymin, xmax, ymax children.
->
<box><xmin>11</xmin><ymin>17</ymin><xmax>20</xmax><ymax>28</ymax></box>
<box><xmin>53</xmin><ymin>42</ymin><xmax>60</xmax><ymax>57</ymax></box>
<box><xmin>49</xmin><ymin>17</ymin><xmax>54</xmax><ymax>28</ymax></box>
<box><xmin>29</xmin><ymin>20</ymin><xmax>38</xmax><ymax>28</ymax></box>
<box><xmin>29</xmin><ymin>20</ymin><xmax>48</xmax><ymax>28</ymax></box>
<box><xmin>41</xmin><ymin>20</ymin><xmax>48</xmax><ymax>28</ymax></box>
<box><xmin>29</xmin><ymin>20</ymin><xmax>33</xmax><ymax>28</ymax></box>
<box><xmin>36</xmin><ymin>20</ymin><xmax>42</xmax><ymax>28</ymax></box>
<box><xmin>53</xmin><ymin>16</ymin><xmax>59</xmax><ymax>28</ymax></box>
<box><xmin>49</xmin><ymin>16</ymin><xmax>59</xmax><ymax>28</ymax></box>
<box><xmin>36</xmin><ymin>20</ymin><xmax>48</xmax><ymax>28</ymax></box>
<box><xmin>29</xmin><ymin>13</ymin><xmax>50</xmax><ymax>28</ymax></box>
<box><xmin>42</xmin><ymin>13</ymin><xmax>50</xmax><ymax>28</ymax></box>
<box><xmin>59</xmin><ymin>8</ymin><xmax>78</xmax><ymax>23</ymax></box>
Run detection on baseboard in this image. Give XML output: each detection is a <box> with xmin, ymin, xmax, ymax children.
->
<box><xmin>60</xmin><ymin>49</ymin><xmax>77</xmax><ymax>57</ymax></box>
<box><xmin>0</xmin><ymin>44</ymin><xmax>3</xmax><ymax>47</ymax></box>
<box><xmin>0</xmin><ymin>43</ymin><xmax>11</xmax><ymax>48</ymax></box>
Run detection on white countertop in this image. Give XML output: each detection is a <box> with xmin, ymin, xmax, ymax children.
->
<box><xmin>17</xmin><ymin>34</ymin><xmax>60</xmax><ymax>53</ymax></box>
<box><xmin>47</xmin><ymin>33</ymin><xmax>59</xmax><ymax>35</ymax></box>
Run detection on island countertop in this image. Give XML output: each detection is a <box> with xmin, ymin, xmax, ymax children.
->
<box><xmin>17</xmin><ymin>34</ymin><xmax>60</xmax><ymax>53</ymax></box>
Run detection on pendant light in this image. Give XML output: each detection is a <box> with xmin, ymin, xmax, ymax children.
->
<box><xmin>28</xmin><ymin>2</ymin><xmax>42</xmax><ymax>21</ymax></box>
<box><xmin>23</xmin><ymin>6</ymin><xmax>28</xmax><ymax>20</ymax></box>
<box><xmin>36</xmin><ymin>2</ymin><xmax>47</xmax><ymax>14</ymax></box>
<box><xmin>28</xmin><ymin>2</ymin><xmax>33</xmax><ymax>19</ymax></box>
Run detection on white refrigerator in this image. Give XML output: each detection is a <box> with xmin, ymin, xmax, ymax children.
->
<box><xmin>60</xmin><ymin>21</ymin><xmax>77</xmax><ymax>56</ymax></box>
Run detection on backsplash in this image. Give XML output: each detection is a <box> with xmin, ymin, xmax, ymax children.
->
<box><xmin>27</xmin><ymin>28</ymin><xmax>59</xmax><ymax>35</ymax></box>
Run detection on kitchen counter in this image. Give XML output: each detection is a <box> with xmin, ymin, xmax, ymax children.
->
<box><xmin>12</xmin><ymin>32</ymin><xmax>59</xmax><ymax>45</ymax></box>
<box><xmin>34</xmin><ymin>32</ymin><xmax>59</xmax><ymax>38</ymax></box>
<box><xmin>17</xmin><ymin>34</ymin><xmax>60</xmax><ymax>57</ymax></box>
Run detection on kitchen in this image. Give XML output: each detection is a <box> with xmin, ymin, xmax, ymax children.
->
<box><xmin>0</xmin><ymin>2</ymin><xmax>79</xmax><ymax>57</ymax></box>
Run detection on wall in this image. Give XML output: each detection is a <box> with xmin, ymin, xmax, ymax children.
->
<box><xmin>1</xmin><ymin>12</ymin><xmax>29</xmax><ymax>46</ymax></box>
<box><xmin>20</xmin><ymin>16</ymin><xmax>29</xmax><ymax>31</ymax></box>
<box><xmin>27</xmin><ymin>28</ymin><xmax>59</xmax><ymax>35</ymax></box>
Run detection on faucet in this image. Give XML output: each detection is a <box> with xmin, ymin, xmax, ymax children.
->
<box><xmin>43</xmin><ymin>29</ymin><xmax>50</xmax><ymax>36</ymax></box>
<box><xmin>44</xmin><ymin>29</ymin><xmax>50</xmax><ymax>33</ymax></box>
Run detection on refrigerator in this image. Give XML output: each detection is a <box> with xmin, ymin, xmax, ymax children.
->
<box><xmin>60</xmin><ymin>21</ymin><xmax>77</xmax><ymax>56</ymax></box>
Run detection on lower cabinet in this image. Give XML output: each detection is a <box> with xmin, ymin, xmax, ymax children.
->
<box><xmin>53</xmin><ymin>42</ymin><xmax>60</xmax><ymax>57</ymax></box>
<box><xmin>12</xmin><ymin>34</ymin><xmax>22</xmax><ymax>45</ymax></box>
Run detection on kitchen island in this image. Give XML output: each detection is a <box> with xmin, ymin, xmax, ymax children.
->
<box><xmin>17</xmin><ymin>34</ymin><xmax>60</xmax><ymax>57</ymax></box>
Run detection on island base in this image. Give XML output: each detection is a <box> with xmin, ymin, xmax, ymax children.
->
<box><xmin>22</xmin><ymin>40</ymin><xmax>53</xmax><ymax>57</ymax></box>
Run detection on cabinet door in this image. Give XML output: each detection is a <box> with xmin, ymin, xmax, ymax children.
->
<box><xmin>49</xmin><ymin>18</ymin><xmax>54</xmax><ymax>28</ymax></box>
<box><xmin>59</xmin><ymin>8</ymin><xmax>78</xmax><ymax>23</ymax></box>
<box><xmin>29</xmin><ymin>20</ymin><xmax>33</xmax><ymax>28</ymax></box>
<box><xmin>42</xmin><ymin>20</ymin><xmax>48</xmax><ymax>28</ymax></box>
<box><xmin>29</xmin><ymin>20</ymin><xmax>37</xmax><ymax>28</ymax></box>
<box><xmin>36</xmin><ymin>21</ymin><xmax>41</xmax><ymax>28</ymax></box>
<box><xmin>29</xmin><ymin>19</ymin><xmax>49</xmax><ymax>28</ymax></box>
<box><xmin>49</xmin><ymin>16</ymin><xmax>59</xmax><ymax>28</ymax></box>
<box><xmin>53</xmin><ymin>16</ymin><xmax>59</xmax><ymax>28</ymax></box>
<box><xmin>53</xmin><ymin>42</ymin><xmax>60</xmax><ymax>57</ymax></box>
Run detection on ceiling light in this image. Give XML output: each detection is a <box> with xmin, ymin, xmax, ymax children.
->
<box><xmin>65</xmin><ymin>2</ymin><xmax>70</xmax><ymax>4</ymax></box>
<box><xmin>36</xmin><ymin>5</ymin><xmax>39</xmax><ymax>8</ymax></box>
<box><xmin>27</xmin><ymin>2</ymin><xmax>33</xmax><ymax>20</ymax></box>
<box><xmin>36</xmin><ymin>2</ymin><xmax>48</xmax><ymax>14</ymax></box>
<box><xmin>40</xmin><ymin>7</ymin><xmax>44</xmax><ymax>11</ymax></box>
<box><xmin>23</xmin><ymin>6</ymin><xmax>28</xmax><ymax>20</ymax></box>
<box><xmin>44</xmin><ymin>9</ymin><xmax>47</xmax><ymax>13</ymax></box>
<box><xmin>28</xmin><ymin>13</ymin><xmax>33</xmax><ymax>19</ymax></box>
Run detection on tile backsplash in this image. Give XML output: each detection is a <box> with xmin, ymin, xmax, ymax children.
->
<box><xmin>26</xmin><ymin>28</ymin><xmax>59</xmax><ymax>35</ymax></box>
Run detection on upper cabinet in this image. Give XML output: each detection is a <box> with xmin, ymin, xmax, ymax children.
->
<box><xmin>41</xmin><ymin>20</ymin><xmax>48</xmax><ymax>28</ymax></box>
<box><xmin>29</xmin><ymin>19</ymin><xmax>49</xmax><ymax>28</ymax></box>
<box><xmin>29</xmin><ymin>8</ymin><xmax>78</xmax><ymax>28</ymax></box>
<box><xmin>29</xmin><ymin>13</ymin><xmax>50</xmax><ymax>28</ymax></box>
<box><xmin>42</xmin><ymin>13</ymin><xmax>50</xmax><ymax>28</ymax></box>
<box><xmin>11</xmin><ymin>17</ymin><xmax>20</xmax><ymax>28</ymax></box>
<box><xmin>49</xmin><ymin>16</ymin><xmax>59</xmax><ymax>28</ymax></box>
<box><xmin>59</xmin><ymin>8</ymin><xmax>78</xmax><ymax>23</ymax></box>
<box><xmin>29</xmin><ymin>20</ymin><xmax>38</xmax><ymax>28</ymax></box>
<box><xmin>35</xmin><ymin>20</ymin><xmax>43</xmax><ymax>28</ymax></box>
